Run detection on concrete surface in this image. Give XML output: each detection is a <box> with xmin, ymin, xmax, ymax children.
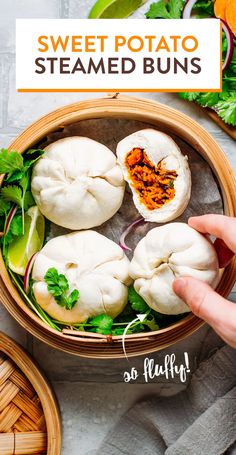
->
<box><xmin>0</xmin><ymin>1</ymin><xmax>235</xmax><ymax>453</ymax></box>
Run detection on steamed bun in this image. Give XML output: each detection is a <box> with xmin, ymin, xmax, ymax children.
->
<box><xmin>31</xmin><ymin>136</ymin><xmax>125</xmax><ymax>230</ymax></box>
<box><xmin>117</xmin><ymin>129</ymin><xmax>191</xmax><ymax>223</ymax></box>
<box><xmin>130</xmin><ymin>223</ymin><xmax>220</xmax><ymax>315</ymax></box>
<box><xmin>32</xmin><ymin>230</ymin><xmax>131</xmax><ymax>323</ymax></box>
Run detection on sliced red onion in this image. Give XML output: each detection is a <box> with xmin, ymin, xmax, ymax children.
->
<box><xmin>23</xmin><ymin>253</ymin><xmax>38</xmax><ymax>294</ymax></box>
<box><xmin>182</xmin><ymin>0</ymin><xmax>197</xmax><ymax>19</ymax></box>
<box><xmin>221</xmin><ymin>19</ymin><xmax>234</xmax><ymax>70</ymax></box>
<box><xmin>4</xmin><ymin>206</ymin><xmax>17</xmax><ymax>235</ymax></box>
<box><xmin>183</xmin><ymin>3</ymin><xmax>234</xmax><ymax>71</ymax></box>
<box><xmin>119</xmin><ymin>218</ymin><xmax>144</xmax><ymax>252</ymax></box>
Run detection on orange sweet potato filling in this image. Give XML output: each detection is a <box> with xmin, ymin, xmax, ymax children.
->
<box><xmin>125</xmin><ymin>148</ymin><xmax>178</xmax><ymax>210</ymax></box>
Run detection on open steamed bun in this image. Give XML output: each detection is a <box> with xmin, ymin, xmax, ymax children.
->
<box><xmin>32</xmin><ymin>230</ymin><xmax>131</xmax><ymax>323</ymax></box>
<box><xmin>31</xmin><ymin>136</ymin><xmax>125</xmax><ymax>230</ymax></box>
<box><xmin>130</xmin><ymin>223</ymin><xmax>220</xmax><ymax>315</ymax></box>
<box><xmin>117</xmin><ymin>129</ymin><xmax>191</xmax><ymax>222</ymax></box>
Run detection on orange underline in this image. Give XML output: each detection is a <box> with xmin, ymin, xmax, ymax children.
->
<box><xmin>18</xmin><ymin>88</ymin><xmax>222</xmax><ymax>93</ymax></box>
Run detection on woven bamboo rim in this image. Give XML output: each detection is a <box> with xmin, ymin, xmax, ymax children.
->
<box><xmin>0</xmin><ymin>94</ymin><xmax>236</xmax><ymax>359</ymax></box>
<box><xmin>0</xmin><ymin>332</ymin><xmax>61</xmax><ymax>454</ymax></box>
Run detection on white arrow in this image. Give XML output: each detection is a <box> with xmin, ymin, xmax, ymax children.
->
<box><xmin>122</xmin><ymin>313</ymin><xmax>147</xmax><ymax>361</ymax></box>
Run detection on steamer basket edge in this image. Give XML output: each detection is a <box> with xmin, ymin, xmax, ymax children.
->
<box><xmin>0</xmin><ymin>331</ymin><xmax>61</xmax><ymax>454</ymax></box>
<box><xmin>0</xmin><ymin>95</ymin><xmax>236</xmax><ymax>358</ymax></box>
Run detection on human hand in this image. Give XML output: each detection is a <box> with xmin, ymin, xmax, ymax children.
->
<box><xmin>173</xmin><ymin>214</ymin><xmax>236</xmax><ymax>348</ymax></box>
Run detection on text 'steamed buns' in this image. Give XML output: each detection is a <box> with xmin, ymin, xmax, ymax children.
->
<box><xmin>32</xmin><ymin>231</ymin><xmax>131</xmax><ymax>323</ymax></box>
<box><xmin>117</xmin><ymin>129</ymin><xmax>191</xmax><ymax>222</ymax></box>
<box><xmin>130</xmin><ymin>223</ymin><xmax>220</xmax><ymax>315</ymax></box>
<box><xmin>31</xmin><ymin>136</ymin><xmax>125</xmax><ymax>230</ymax></box>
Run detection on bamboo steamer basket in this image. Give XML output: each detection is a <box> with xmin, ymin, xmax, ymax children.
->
<box><xmin>0</xmin><ymin>332</ymin><xmax>61</xmax><ymax>455</ymax></box>
<box><xmin>0</xmin><ymin>94</ymin><xmax>236</xmax><ymax>359</ymax></box>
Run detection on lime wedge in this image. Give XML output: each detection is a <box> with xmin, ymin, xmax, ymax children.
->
<box><xmin>8</xmin><ymin>206</ymin><xmax>45</xmax><ymax>275</ymax></box>
<box><xmin>89</xmin><ymin>0</ymin><xmax>147</xmax><ymax>18</ymax></box>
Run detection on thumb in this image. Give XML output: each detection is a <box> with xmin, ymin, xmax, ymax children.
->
<box><xmin>173</xmin><ymin>277</ymin><xmax>235</xmax><ymax>331</ymax></box>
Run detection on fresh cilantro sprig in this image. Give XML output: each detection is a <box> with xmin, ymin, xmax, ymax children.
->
<box><xmin>0</xmin><ymin>148</ymin><xmax>44</xmax><ymax>183</ymax></box>
<box><xmin>18</xmin><ymin>277</ymin><xmax>185</xmax><ymax>335</ymax></box>
<box><xmin>0</xmin><ymin>148</ymin><xmax>44</xmax><ymax>238</ymax></box>
<box><xmin>44</xmin><ymin>267</ymin><xmax>80</xmax><ymax>310</ymax></box>
<box><xmin>146</xmin><ymin>0</ymin><xmax>184</xmax><ymax>19</ymax></box>
<box><xmin>179</xmin><ymin>91</ymin><xmax>236</xmax><ymax>126</ymax></box>
<box><xmin>89</xmin><ymin>314</ymin><xmax>113</xmax><ymax>335</ymax></box>
<box><xmin>192</xmin><ymin>0</ymin><xmax>214</xmax><ymax>18</ymax></box>
<box><xmin>0</xmin><ymin>148</ymin><xmax>44</xmax><ymax>203</ymax></box>
<box><xmin>146</xmin><ymin>0</ymin><xmax>213</xmax><ymax>19</ymax></box>
<box><xmin>145</xmin><ymin>1</ymin><xmax>236</xmax><ymax>126</ymax></box>
<box><xmin>0</xmin><ymin>199</ymin><xmax>10</xmax><ymax>217</ymax></box>
<box><xmin>0</xmin><ymin>149</ymin><xmax>24</xmax><ymax>175</ymax></box>
<box><xmin>128</xmin><ymin>286</ymin><xmax>149</xmax><ymax>313</ymax></box>
<box><xmin>1</xmin><ymin>185</ymin><xmax>23</xmax><ymax>208</ymax></box>
<box><xmin>4</xmin><ymin>213</ymin><xmax>23</xmax><ymax>246</ymax></box>
<box><xmin>72</xmin><ymin>288</ymin><xmax>159</xmax><ymax>335</ymax></box>
<box><xmin>215</xmin><ymin>96</ymin><xmax>236</xmax><ymax>126</ymax></box>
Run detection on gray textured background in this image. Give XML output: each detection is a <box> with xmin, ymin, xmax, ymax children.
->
<box><xmin>0</xmin><ymin>1</ymin><xmax>236</xmax><ymax>453</ymax></box>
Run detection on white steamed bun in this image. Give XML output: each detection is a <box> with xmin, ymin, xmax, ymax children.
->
<box><xmin>31</xmin><ymin>136</ymin><xmax>125</xmax><ymax>230</ymax></box>
<box><xmin>116</xmin><ymin>129</ymin><xmax>191</xmax><ymax>222</ymax></box>
<box><xmin>129</xmin><ymin>223</ymin><xmax>220</xmax><ymax>315</ymax></box>
<box><xmin>32</xmin><ymin>230</ymin><xmax>131</xmax><ymax>323</ymax></box>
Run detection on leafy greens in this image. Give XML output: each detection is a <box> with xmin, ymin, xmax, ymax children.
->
<box><xmin>145</xmin><ymin>0</ymin><xmax>236</xmax><ymax>126</ymax></box>
<box><xmin>44</xmin><ymin>267</ymin><xmax>80</xmax><ymax>310</ymax></box>
<box><xmin>0</xmin><ymin>148</ymin><xmax>44</xmax><ymax>242</ymax></box>
<box><xmin>146</xmin><ymin>0</ymin><xmax>184</xmax><ymax>19</ymax></box>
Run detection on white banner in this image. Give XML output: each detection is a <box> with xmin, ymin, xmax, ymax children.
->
<box><xmin>16</xmin><ymin>19</ymin><xmax>221</xmax><ymax>92</ymax></box>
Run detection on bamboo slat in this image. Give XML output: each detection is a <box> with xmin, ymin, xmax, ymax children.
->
<box><xmin>0</xmin><ymin>94</ymin><xmax>236</xmax><ymax>359</ymax></box>
<box><xmin>0</xmin><ymin>333</ymin><xmax>61</xmax><ymax>454</ymax></box>
<box><xmin>0</xmin><ymin>432</ymin><xmax>47</xmax><ymax>455</ymax></box>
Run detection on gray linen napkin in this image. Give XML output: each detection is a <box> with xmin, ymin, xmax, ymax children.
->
<box><xmin>97</xmin><ymin>346</ymin><xmax>236</xmax><ymax>455</ymax></box>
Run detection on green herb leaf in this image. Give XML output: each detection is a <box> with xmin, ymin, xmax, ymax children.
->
<box><xmin>179</xmin><ymin>92</ymin><xmax>199</xmax><ymax>102</ymax></box>
<box><xmin>44</xmin><ymin>267</ymin><xmax>79</xmax><ymax>311</ymax></box>
<box><xmin>0</xmin><ymin>149</ymin><xmax>24</xmax><ymax>175</ymax></box>
<box><xmin>112</xmin><ymin>327</ymin><xmax>126</xmax><ymax>335</ymax></box>
<box><xmin>219</xmin><ymin>90</ymin><xmax>231</xmax><ymax>101</ymax></box>
<box><xmin>24</xmin><ymin>191</ymin><xmax>35</xmax><ymax>210</ymax></box>
<box><xmin>192</xmin><ymin>0</ymin><xmax>214</xmax><ymax>17</ymax></box>
<box><xmin>146</xmin><ymin>1</ymin><xmax>170</xmax><ymax>18</ymax></box>
<box><xmin>6</xmin><ymin>170</ymin><xmax>25</xmax><ymax>184</ymax></box>
<box><xmin>23</xmin><ymin>149</ymin><xmax>45</xmax><ymax>172</ymax></box>
<box><xmin>4</xmin><ymin>213</ymin><xmax>23</xmax><ymax>246</ymax></box>
<box><xmin>90</xmin><ymin>314</ymin><xmax>113</xmax><ymax>334</ymax></box>
<box><xmin>10</xmin><ymin>214</ymin><xmax>23</xmax><ymax>237</ymax></box>
<box><xmin>142</xmin><ymin>315</ymin><xmax>159</xmax><ymax>331</ymax></box>
<box><xmin>168</xmin><ymin>0</ymin><xmax>185</xmax><ymax>18</ymax></box>
<box><xmin>128</xmin><ymin>286</ymin><xmax>149</xmax><ymax>313</ymax></box>
<box><xmin>8</xmin><ymin>268</ymin><xmax>61</xmax><ymax>331</ymax></box>
<box><xmin>64</xmin><ymin>289</ymin><xmax>80</xmax><ymax>310</ymax></box>
<box><xmin>3</xmin><ymin>148</ymin><xmax>44</xmax><ymax>181</ymax></box>
<box><xmin>179</xmin><ymin>91</ymin><xmax>236</xmax><ymax>126</ymax></box>
<box><xmin>196</xmin><ymin>92</ymin><xmax>220</xmax><ymax>108</ymax></box>
<box><xmin>19</xmin><ymin>173</ymin><xmax>30</xmax><ymax>193</ymax></box>
<box><xmin>0</xmin><ymin>148</ymin><xmax>42</xmax><ymax>234</ymax></box>
<box><xmin>1</xmin><ymin>186</ymin><xmax>23</xmax><ymax>208</ymax></box>
<box><xmin>44</xmin><ymin>267</ymin><xmax>59</xmax><ymax>286</ymax></box>
<box><xmin>0</xmin><ymin>199</ymin><xmax>10</xmax><ymax>216</ymax></box>
<box><xmin>48</xmin><ymin>284</ymin><xmax>63</xmax><ymax>297</ymax></box>
<box><xmin>215</xmin><ymin>97</ymin><xmax>236</xmax><ymax>126</ymax></box>
<box><xmin>146</xmin><ymin>0</ymin><xmax>184</xmax><ymax>19</ymax></box>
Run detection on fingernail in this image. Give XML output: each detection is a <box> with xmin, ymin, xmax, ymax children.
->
<box><xmin>173</xmin><ymin>277</ymin><xmax>186</xmax><ymax>295</ymax></box>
